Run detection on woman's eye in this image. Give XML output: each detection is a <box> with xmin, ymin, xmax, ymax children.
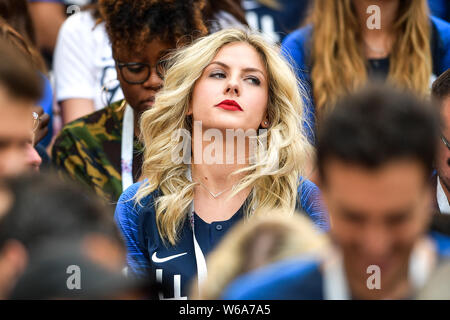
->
<box><xmin>127</xmin><ymin>66</ymin><xmax>145</xmax><ymax>74</ymax></box>
<box><xmin>246</xmin><ymin>76</ymin><xmax>261</xmax><ymax>85</ymax></box>
<box><xmin>210</xmin><ymin>71</ymin><xmax>226</xmax><ymax>79</ymax></box>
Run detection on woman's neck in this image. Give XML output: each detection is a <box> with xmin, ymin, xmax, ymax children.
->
<box><xmin>190</xmin><ymin>128</ymin><xmax>253</xmax><ymax>222</ymax></box>
<box><xmin>353</xmin><ymin>0</ymin><xmax>399</xmax><ymax>58</ymax></box>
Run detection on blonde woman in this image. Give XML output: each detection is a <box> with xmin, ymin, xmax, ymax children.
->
<box><xmin>115</xmin><ymin>28</ymin><xmax>328</xmax><ymax>300</ymax></box>
<box><xmin>282</xmin><ymin>0</ymin><xmax>450</xmax><ymax>142</ymax></box>
<box><xmin>191</xmin><ymin>210</ymin><xmax>329</xmax><ymax>300</ymax></box>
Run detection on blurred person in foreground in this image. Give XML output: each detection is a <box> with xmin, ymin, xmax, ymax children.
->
<box><xmin>0</xmin><ymin>38</ymin><xmax>42</xmax><ymax>178</ymax></box>
<box><xmin>0</xmin><ymin>0</ymin><xmax>54</xmax><ymax>150</ymax></box>
<box><xmin>0</xmin><ymin>173</ymin><xmax>154</xmax><ymax>299</ymax></box>
<box><xmin>0</xmin><ymin>18</ymin><xmax>53</xmax><ymax>170</ymax></box>
<box><xmin>431</xmin><ymin>69</ymin><xmax>450</xmax><ymax>214</ymax></box>
<box><xmin>222</xmin><ymin>84</ymin><xmax>450</xmax><ymax>300</ymax></box>
<box><xmin>191</xmin><ymin>210</ymin><xmax>329</xmax><ymax>300</ymax></box>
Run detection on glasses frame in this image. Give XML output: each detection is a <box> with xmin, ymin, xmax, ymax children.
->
<box><xmin>117</xmin><ymin>60</ymin><xmax>167</xmax><ymax>85</ymax></box>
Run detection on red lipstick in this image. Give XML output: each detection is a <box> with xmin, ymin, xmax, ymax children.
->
<box><xmin>215</xmin><ymin>99</ymin><xmax>243</xmax><ymax>111</ymax></box>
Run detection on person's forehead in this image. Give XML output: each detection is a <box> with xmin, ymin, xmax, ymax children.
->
<box><xmin>211</xmin><ymin>42</ymin><xmax>267</xmax><ymax>75</ymax></box>
<box><xmin>0</xmin><ymin>101</ymin><xmax>33</xmax><ymax>137</ymax></box>
<box><xmin>323</xmin><ymin>159</ymin><xmax>428</xmax><ymax>210</ymax></box>
<box><xmin>115</xmin><ymin>39</ymin><xmax>174</xmax><ymax>61</ymax></box>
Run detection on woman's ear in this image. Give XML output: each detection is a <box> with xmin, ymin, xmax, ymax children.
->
<box><xmin>260</xmin><ymin>114</ymin><xmax>269</xmax><ymax>129</ymax></box>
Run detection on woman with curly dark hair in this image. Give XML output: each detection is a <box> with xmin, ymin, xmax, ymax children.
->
<box><xmin>52</xmin><ymin>0</ymin><xmax>209</xmax><ymax>203</ymax></box>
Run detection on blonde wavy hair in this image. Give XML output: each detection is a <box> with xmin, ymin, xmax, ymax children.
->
<box><xmin>309</xmin><ymin>0</ymin><xmax>432</xmax><ymax>119</ymax></box>
<box><xmin>191</xmin><ymin>210</ymin><xmax>329</xmax><ymax>299</ymax></box>
<box><xmin>136</xmin><ymin>28</ymin><xmax>312</xmax><ymax>245</ymax></box>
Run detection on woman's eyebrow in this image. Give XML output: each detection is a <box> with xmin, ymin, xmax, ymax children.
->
<box><xmin>208</xmin><ymin>61</ymin><xmax>265</xmax><ymax>77</ymax></box>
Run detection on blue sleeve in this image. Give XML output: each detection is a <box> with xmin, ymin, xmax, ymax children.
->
<box><xmin>297</xmin><ymin>178</ymin><xmax>330</xmax><ymax>231</ymax></box>
<box><xmin>281</xmin><ymin>26</ymin><xmax>316</xmax><ymax>145</ymax></box>
<box><xmin>115</xmin><ymin>182</ymin><xmax>151</xmax><ymax>278</ymax></box>
<box><xmin>37</xmin><ymin>73</ymin><xmax>53</xmax><ymax>148</ymax></box>
<box><xmin>431</xmin><ymin>16</ymin><xmax>450</xmax><ymax>74</ymax></box>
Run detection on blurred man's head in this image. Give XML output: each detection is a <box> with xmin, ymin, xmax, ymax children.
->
<box><xmin>432</xmin><ymin>69</ymin><xmax>450</xmax><ymax>200</ymax></box>
<box><xmin>0</xmin><ymin>174</ymin><xmax>126</xmax><ymax>299</ymax></box>
<box><xmin>317</xmin><ymin>84</ymin><xmax>439</xmax><ymax>299</ymax></box>
<box><xmin>0</xmin><ymin>39</ymin><xmax>41</xmax><ymax>178</ymax></box>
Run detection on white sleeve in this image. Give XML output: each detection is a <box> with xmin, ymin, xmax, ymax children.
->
<box><xmin>53</xmin><ymin>12</ymin><xmax>96</xmax><ymax>102</ymax></box>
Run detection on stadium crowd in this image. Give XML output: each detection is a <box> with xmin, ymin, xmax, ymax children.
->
<box><xmin>0</xmin><ymin>0</ymin><xmax>450</xmax><ymax>301</ymax></box>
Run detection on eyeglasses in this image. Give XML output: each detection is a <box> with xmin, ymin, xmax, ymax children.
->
<box><xmin>442</xmin><ymin>135</ymin><xmax>450</xmax><ymax>151</ymax></box>
<box><xmin>32</xmin><ymin>111</ymin><xmax>39</xmax><ymax>132</ymax></box>
<box><xmin>117</xmin><ymin>59</ymin><xmax>169</xmax><ymax>84</ymax></box>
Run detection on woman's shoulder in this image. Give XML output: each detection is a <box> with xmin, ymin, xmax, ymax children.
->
<box><xmin>118</xmin><ymin>181</ymin><xmax>156</xmax><ymax>206</ymax></box>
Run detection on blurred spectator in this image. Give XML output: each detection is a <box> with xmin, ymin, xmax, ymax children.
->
<box><xmin>9</xmin><ymin>237</ymin><xmax>156</xmax><ymax>299</ymax></box>
<box><xmin>243</xmin><ymin>0</ymin><xmax>310</xmax><ymax>43</ymax></box>
<box><xmin>0</xmin><ymin>19</ymin><xmax>53</xmax><ymax>169</ymax></box>
<box><xmin>0</xmin><ymin>1</ymin><xmax>53</xmax><ymax>148</ymax></box>
<box><xmin>0</xmin><ymin>39</ymin><xmax>42</xmax><ymax>178</ymax></box>
<box><xmin>54</xmin><ymin>3</ymin><xmax>123</xmax><ymax>125</ymax></box>
<box><xmin>431</xmin><ymin>69</ymin><xmax>450</xmax><ymax>214</ymax></box>
<box><xmin>203</xmin><ymin>0</ymin><xmax>247</xmax><ymax>32</ymax></box>
<box><xmin>27</xmin><ymin>0</ymin><xmax>95</xmax><ymax>65</ymax></box>
<box><xmin>0</xmin><ymin>173</ymin><xmax>146</xmax><ymax>299</ymax></box>
<box><xmin>222</xmin><ymin>84</ymin><xmax>450</xmax><ymax>300</ymax></box>
<box><xmin>281</xmin><ymin>0</ymin><xmax>450</xmax><ymax>143</ymax></box>
<box><xmin>0</xmin><ymin>0</ymin><xmax>37</xmax><ymax>45</ymax></box>
<box><xmin>191</xmin><ymin>211</ymin><xmax>328</xmax><ymax>299</ymax></box>
<box><xmin>428</xmin><ymin>0</ymin><xmax>450</xmax><ymax>22</ymax></box>
<box><xmin>28</xmin><ymin>0</ymin><xmax>66</xmax><ymax>65</ymax></box>
<box><xmin>52</xmin><ymin>0</ymin><xmax>209</xmax><ymax>203</ymax></box>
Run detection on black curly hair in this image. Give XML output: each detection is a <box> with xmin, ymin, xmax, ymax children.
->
<box><xmin>99</xmin><ymin>0</ymin><xmax>208</xmax><ymax>55</ymax></box>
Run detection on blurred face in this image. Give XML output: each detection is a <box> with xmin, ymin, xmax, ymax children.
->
<box><xmin>436</xmin><ymin>97</ymin><xmax>450</xmax><ymax>193</ymax></box>
<box><xmin>189</xmin><ymin>42</ymin><xmax>269</xmax><ymax>131</ymax></box>
<box><xmin>321</xmin><ymin>159</ymin><xmax>432</xmax><ymax>297</ymax></box>
<box><xmin>0</xmin><ymin>88</ymin><xmax>34</xmax><ymax>178</ymax></box>
<box><xmin>25</xmin><ymin>141</ymin><xmax>41</xmax><ymax>173</ymax></box>
<box><xmin>114</xmin><ymin>39</ymin><xmax>173</xmax><ymax>115</ymax></box>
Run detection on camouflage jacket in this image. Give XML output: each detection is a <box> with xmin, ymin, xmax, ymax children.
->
<box><xmin>52</xmin><ymin>100</ymin><xmax>144</xmax><ymax>203</ymax></box>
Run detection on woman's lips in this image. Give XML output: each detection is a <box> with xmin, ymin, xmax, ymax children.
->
<box><xmin>141</xmin><ymin>98</ymin><xmax>155</xmax><ymax>108</ymax></box>
<box><xmin>215</xmin><ymin>99</ymin><xmax>243</xmax><ymax>111</ymax></box>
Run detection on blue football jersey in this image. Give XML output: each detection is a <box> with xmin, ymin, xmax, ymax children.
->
<box><xmin>115</xmin><ymin>178</ymin><xmax>329</xmax><ymax>299</ymax></box>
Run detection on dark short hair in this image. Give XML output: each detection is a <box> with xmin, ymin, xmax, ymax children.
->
<box><xmin>432</xmin><ymin>69</ymin><xmax>450</xmax><ymax>105</ymax></box>
<box><xmin>317</xmin><ymin>83</ymin><xmax>440</xmax><ymax>181</ymax></box>
<box><xmin>99</xmin><ymin>0</ymin><xmax>208</xmax><ymax>55</ymax></box>
<box><xmin>0</xmin><ymin>38</ymin><xmax>41</xmax><ymax>103</ymax></box>
<box><xmin>0</xmin><ymin>173</ymin><xmax>121</xmax><ymax>251</ymax></box>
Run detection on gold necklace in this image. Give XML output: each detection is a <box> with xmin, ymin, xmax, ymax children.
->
<box><xmin>194</xmin><ymin>180</ymin><xmax>237</xmax><ymax>199</ymax></box>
